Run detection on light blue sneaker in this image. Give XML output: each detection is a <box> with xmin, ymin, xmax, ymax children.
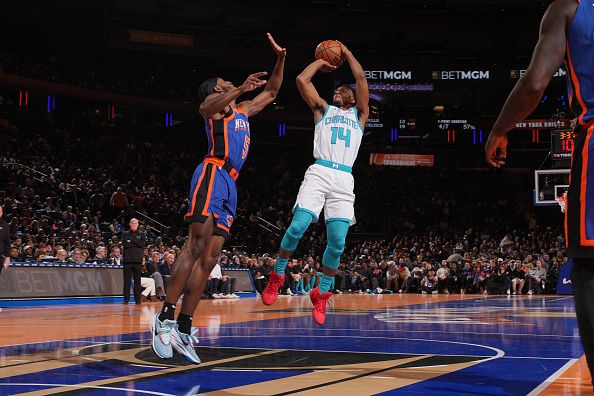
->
<box><xmin>170</xmin><ymin>324</ymin><xmax>201</xmax><ymax>364</ymax></box>
<box><xmin>150</xmin><ymin>313</ymin><xmax>173</xmax><ymax>359</ymax></box>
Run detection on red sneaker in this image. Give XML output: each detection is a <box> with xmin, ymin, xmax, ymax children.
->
<box><xmin>309</xmin><ymin>287</ymin><xmax>332</xmax><ymax>325</ymax></box>
<box><xmin>262</xmin><ymin>272</ymin><xmax>285</xmax><ymax>306</ymax></box>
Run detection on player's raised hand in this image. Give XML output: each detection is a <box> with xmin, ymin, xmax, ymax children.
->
<box><xmin>267</xmin><ymin>33</ymin><xmax>286</xmax><ymax>57</ymax></box>
<box><xmin>240</xmin><ymin>71</ymin><xmax>268</xmax><ymax>92</ymax></box>
<box><xmin>485</xmin><ymin>131</ymin><xmax>508</xmax><ymax>168</ymax></box>
<box><xmin>317</xmin><ymin>59</ymin><xmax>337</xmax><ymax>73</ymax></box>
<box><xmin>336</xmin><ymin>40</ymin><xmax>350</xmax><ymax>61</ymax></box>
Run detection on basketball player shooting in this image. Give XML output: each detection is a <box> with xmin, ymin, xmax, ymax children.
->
<box><xmin>262</xmin><ymin>41</ymin><xmax>369</xmax><ymax>326</ymax></box>
<box><xmin>150</xmin><ymin>33</ymin><xmax>286</xmax><ymax>364</ymax></box>
<box><xmin>485</xmin><ymin>0</ymin><xmax>593</xmax><ymax>386</ymax></box>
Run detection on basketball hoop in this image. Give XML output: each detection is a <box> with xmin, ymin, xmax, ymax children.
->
<box><xmin>555</xmin><ymin>192</ymin><xmax>568</xmax><ymax>213</ymax></box>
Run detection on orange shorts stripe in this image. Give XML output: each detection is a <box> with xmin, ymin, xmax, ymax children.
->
<box><xmin>186</xmin><ymin>165</ymin><xmax>208</xmax><ymax>217</ymax></box>
<box><xmin>201</xmin><ymin>165</ymin><xmax>217</xmax><ymax>217</ymax></box>
<box><xmin>566</xmin><ymin>46</ymin><xmax>588</xmax><ymax>126</ymax></box>
<box><xmin>580</xmin><ymin>125</ymin><xmax>594</xmax><ymax>246</ymax></box>
<box><xmin>216</xmin><ymin>223</ymin><xmax>230</xmax><ymax>233</ymax></box>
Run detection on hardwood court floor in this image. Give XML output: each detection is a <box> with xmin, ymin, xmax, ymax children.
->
<box><xmin>0</xmin><ymin>294</ymin><xmax>591</xmax><ymax>395</ymax></box>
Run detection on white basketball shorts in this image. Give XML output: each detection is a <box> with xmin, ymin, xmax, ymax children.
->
<box><xmin>293</xmin><ymin>164</ymin><xmax>356</xmax><ymax>224</ymax></box>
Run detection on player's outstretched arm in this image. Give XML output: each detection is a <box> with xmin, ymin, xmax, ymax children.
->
<box><xmin>296</xmin><ymin>59</ymin><xmax>334</xmax><ymax>121</ymax></box>
<box><xmin>199</xmin><ymin>72</ymin><xmax>268</xmax><ymax>119</ymax></box>
<box><xmin>340</xmin><ymin>43</ymin><xmax>370</xmax><ymax>127</ymax></box>
<box><xmin>486</xmin><ymin>0</ymin><xmax>575</xmax><ymax>167</ymax></box>
<box><xmin>240</xmin><ymin>33</ymin><xmax>287</xmax><ymax>117</ymax></box>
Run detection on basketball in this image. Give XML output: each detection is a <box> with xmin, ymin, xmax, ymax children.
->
<box><xmin>315</xmin><ymin>40</ymin><xmax>344</xmax><ymax>67</ymax></box>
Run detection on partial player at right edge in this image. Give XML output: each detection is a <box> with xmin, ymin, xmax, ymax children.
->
<box><xmin>485</xmin><ymin>0</ymin><xmax>593</xmax><ymax>388</ymax></box>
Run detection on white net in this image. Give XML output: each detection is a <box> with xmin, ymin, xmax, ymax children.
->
<box><xmin>555</xmin><ymin>192</ymin><xmax>568</xmax><ymax>213</ymax></box>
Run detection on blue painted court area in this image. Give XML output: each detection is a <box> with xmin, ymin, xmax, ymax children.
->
<box><xmin>0</xmin><ymin>296</ymin><xmax>582</xmax><ymax>395</ymax></box>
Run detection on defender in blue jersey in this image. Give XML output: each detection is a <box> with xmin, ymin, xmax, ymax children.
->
<box><xmin>151</xmin><ymin>33</ymin><xmax>286</xmax><ymax>364</ymax></box>
<box><xmin>485</xmin><ymin>0</ymin><xmax>594</xmax><ymax>386</ymax></box>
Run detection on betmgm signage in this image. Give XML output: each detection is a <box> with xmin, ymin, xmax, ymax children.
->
<box><xmin>511</xmin><ymin>68</ymin><xmax>566</xmax><ymax>79</ymax></box>
<box><xmin>365</xmin><ymin>70</ymin><xmax>413</xmax><ymax>80</ymax></box>
<box><xmin>0</xmin><ymin>264</ymin><xmax>123</xmax><ymax>298</ymax></box>
<box><xmin>432</xmin><ymin>70</ymin><xmax>490</xmax><ymax>80</ymax></box>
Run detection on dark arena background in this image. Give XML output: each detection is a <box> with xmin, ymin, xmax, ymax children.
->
<box><xmin>0</xmin><ymin>0</ymin><xmax>592</xmax><ymax>395</ymax></box>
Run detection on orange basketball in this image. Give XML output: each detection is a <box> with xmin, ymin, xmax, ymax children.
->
<box><xmin>314</xmin><ymin>40</ymin><xmax>344</xmax><ymax>67</ymax></box>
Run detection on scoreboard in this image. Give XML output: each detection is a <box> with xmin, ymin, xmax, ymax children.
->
<box><xmin>551</xmin><ymin>130</ymin><xmax>574</xmax><ymax>168</ymax></box>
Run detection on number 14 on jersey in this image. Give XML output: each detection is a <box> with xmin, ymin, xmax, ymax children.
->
<box><xmin>331</xmin><ymin>127</ymin><xmax>351</xmax><ymax>148</ymax></box>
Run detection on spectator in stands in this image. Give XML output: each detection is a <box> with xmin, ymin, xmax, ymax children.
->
<box><xmin>398</xmin><ymin>264</ymin><xmax>411</xmax><ymax>293</ymax></box>
<box><xmin>487</xmin><ymin>265</ymin><xmax>509</xmax><ymax>295</ymax></box>
<box><xmin>546</xmin><ymin>258</ymin><xmax>561</xmax><ymax>294</ymax></box>
<box><xmin>109</xmin><ymin>219</ymin><xmax>123</xmax><ymax>234</ymax></box>
<box><xmin>219</xmin><ymin>270</ymin><xmax>239</xmax><ymax>299</ymax></box>
<box><xmin>407</xmin><ymin>266</ymin><xmax>423</xmax><ymax>293</ymax></box>
<box><xmin>9</xmin><ymin>246</ymin><xmax>19</xmax><ymax>263</ymax></box>
<box><xmin>250</xmin><ymin>259</ymin><xmax>267</xmax><ymax>294</ymax></box>
<box><xmin>110</xmin><ymin>247</ymin><xmax>122</xmax><ymax>265</ymax></box>
<box><xmin>460</xmin><ymin>262</ymin><xmax>473</xmax><ymax>295</ymax></box>
<box><xmin>421</xmin><ymin>268</ymin><xmax>438</xmax><ymax>294</ymax></box>
<box><xmin>436</xmin><ymin>260</ymin><xmax>451</xmax><ymax>294</ymax></box>
<box><xmin>109</xmin><ymin>187</ymin><xmax>128</xmax><ymax>213</ymax></box>
<box><xmin>386</xmin><ymin>261</ymin><xmax>399</xmax><ymax>292</ymax></box>
<box><xmin>526</xmin><ymin>260</ymin><xmax>547</xmax><ymax>295</ymax></box>
<box><xmin>371</xmin><ymin>263</ymin><xmax>385</xmax><ymax>294</ymax></box>
<box><xmin>93</xmin><ymin>246</ymin><xmax>108</xmax><ymax>263</ymax></box>
<box><xmin>159</xmin><ymin>252</ymin><xmax>174</xmax><ymax>291</ymax></box>
<box><xmin>286</xmin><ymin>260</ymin><xmax>302</xmax><ymax>296</ymax></box>
<box><xmin>333</xmin><ymin>262</ymin><xmax>347</xmax><ymax>293</ymax></box>
<box><xmin>33</xmin><ymin>249</ymin><xmax>45</xmax><ymax>262</ymax></box>
<box><xmin>449</xmin><ymin>262</ymin><xmax>461</xmax><ymax>293</ymax></box>
<box><xmin>510</xmin><ymin>262</ymin><xmax>526</xmax><ymax>295</ymax></box>
<box><xmin>55</xmin><ymin>249</ymin><xmax>68</xmax><ymax>263</ymax></box>
<box><xmin>207</xmin><ymin>262</ymin><xmax>239</xmax><ymax>299</ymax></box>
<box><xmin>69</xmin><ymin>249</ymin><xmax>84</xmax><ymax>264</ymax></box>
<box><xmin>146</xmin><ymin>251</ymin><xmax>166</xmax><ymax>300</ymax></box>
<box><xmin>140</xmin><ymin>260</ymin><xmax>157</xmax><ymax>302</ymax></box>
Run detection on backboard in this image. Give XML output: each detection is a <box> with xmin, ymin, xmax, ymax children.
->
<box><xmin>534</xmin><ymin>169</ymin><xmax>570</xmax><ymax>206</ymax></box>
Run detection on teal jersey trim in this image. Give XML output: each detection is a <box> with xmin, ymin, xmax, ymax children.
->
<box><xmin>293</xmin><ymin>205</ymin><xmax>319</xmax><ymax>222</ymax></box>
<box><xmin>315</xmin><ymin>159</ymin><xmax>352</xmax><ymax>173</ymax></box>
<box><xmin>325</xmin><ymin>217</ymin><xmax>352</xmax><ymax>224</ymax></box>
<box><xmin>314</xmin><ymin>104</ymin><xmax>332</xmax><ymax>126</ymax></box>
<box><xmin>352</xmin><ymin>107</ymin><xmax>365</xmax><ymax>132</ymax></box>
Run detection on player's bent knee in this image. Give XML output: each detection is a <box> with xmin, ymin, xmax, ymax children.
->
<box><xmin>323</xmin><ymin>220</ymin><xmax>350</xmax><ymax>269</ymax></box>
<box><xmin>280</xmin><ymin>209</ymin><xmax>313</xmax><ymax>252</ymax></box>
<box><xmin>326</xmin><ymin>234</ymin><xmax>346</xmax><ymax>252</ymax></box>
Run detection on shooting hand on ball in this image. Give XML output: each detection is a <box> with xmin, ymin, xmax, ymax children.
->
<box><xmin>317</xmin><ymin>59</ymin><xmax>337</xmax><ymax>73</ymax></box>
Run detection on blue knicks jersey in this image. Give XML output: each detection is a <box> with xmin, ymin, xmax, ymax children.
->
<box><xmin>566</xmin><ymin>0</ymin><xmax>594</xmax><ymax>125</ymax></box>
<box><xmin>203</xmin><ymin>108</ymin><xmax>251</xmax><ymax>174</ymax></box>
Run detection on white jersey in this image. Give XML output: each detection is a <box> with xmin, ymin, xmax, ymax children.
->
<box><xmin>313</xmin><ymin>105</ymin><xmax>363</xmax><ymax>168</ymax></box>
